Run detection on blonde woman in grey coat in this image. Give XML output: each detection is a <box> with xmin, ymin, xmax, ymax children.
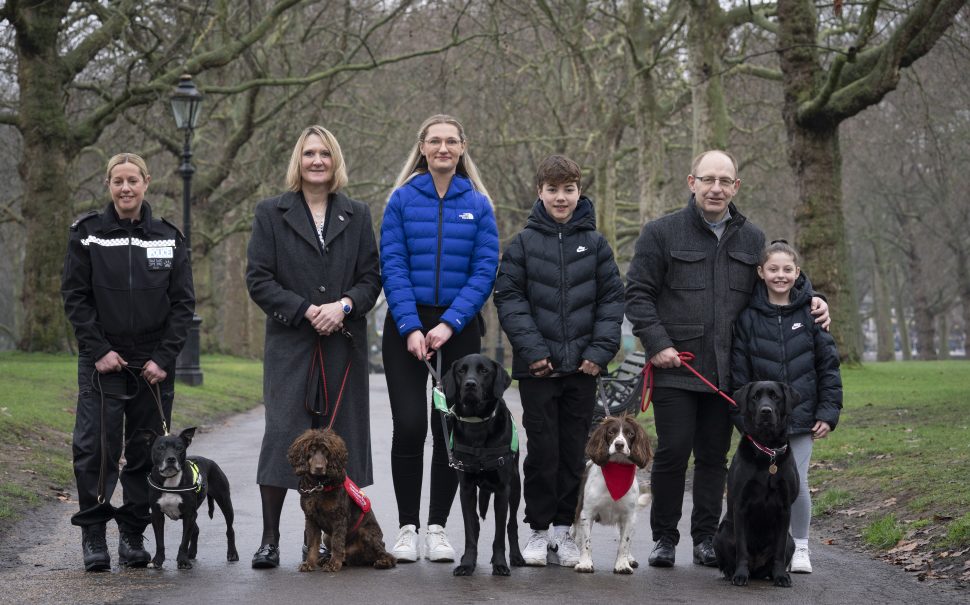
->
<box><xmin>246</xmin><ymin>125</ymin><xmax>381</xmax><ymax>569</ymax></box>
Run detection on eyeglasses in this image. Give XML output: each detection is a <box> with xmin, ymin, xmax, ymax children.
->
<box><xmin>692</xmin><ymin>175</ymin><xmax>737</xmax><ymax>188</ymax></box>
<box><xmin>422</xmin><ymin>137</ymin><xmax>462</xmax><ymax>148</ymax></box>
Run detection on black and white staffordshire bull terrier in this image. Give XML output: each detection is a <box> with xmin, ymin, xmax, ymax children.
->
<box><xmin>132</xmin><ymin>427</ymin><xmax>239</xmax><ymax>569</ymax></box>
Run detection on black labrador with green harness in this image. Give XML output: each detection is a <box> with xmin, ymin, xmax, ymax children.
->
<box><xmin>439</xmin><ymin>354</ymin><xmax>525</xmax><ymax>576</ymax></box>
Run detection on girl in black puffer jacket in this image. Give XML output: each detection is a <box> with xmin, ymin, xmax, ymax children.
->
<box><xmin>730</xmin><ymin>240</ymin><xmax>842</xmax><ymax>575</ymax></box>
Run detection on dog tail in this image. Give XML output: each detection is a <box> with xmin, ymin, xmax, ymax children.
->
<box><xmin>478</xmin><ymin>489</ymin><xmax>490</xmax><ymax>520</ymax></box>
<box><xmin>208</xmin><ymin>494</ymin><xmax>215</xmax><ymax>519</ymax></box>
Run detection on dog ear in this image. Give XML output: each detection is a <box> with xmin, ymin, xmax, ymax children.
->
<box><xmin>324</xmin><ymin>430</ymin><xmax>349</xmax><ymax>478</ymax></box>
<box><xmin>625</xmin><ymin>416</ymin><xmax>653</xmax><ymax>469</ymax></box>
<box><xmin>179</xmin><ymin>426</ymin><xmax>197</xmax><ymax>447</ymax></box>
<box><xmin>492</xmin><ymin>358</ymin><xmax>511</xmax><ymax>400</ymax></box>
<box><xmin>585</xmin><ymin>419</ymin><xmax>611</xmax><ymax>466</ymax></box>
<box><xmin>128</xmin><ymin>428</ymin><xmax>158</xmax><ymax>450</ymax></box>
<box><xmin>442</xmin><ymin>359</ymin><xmax>461</xmax><ymax>402</ymax></box>
<box><xmin>732</xmin><ymin>382</ymin><xmax>754</xmax><ymax>416</ymax></box>
<box><xmin>287</xmin><ymin>430</ymin><xmax>311</xmax><ymax>475</ymax></box>
<box><xmin>780</xmin><ymin>383</ymin><xmax>800</xmax><ymax>415</ymax></box>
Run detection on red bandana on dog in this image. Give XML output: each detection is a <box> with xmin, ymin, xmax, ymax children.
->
<box><xmin>602</xmin><ymin>462</ymin><xmax>637</xmax><ymax>501</ymax></box>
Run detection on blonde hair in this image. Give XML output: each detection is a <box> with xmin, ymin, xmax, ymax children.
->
<box><xmin>391</xmin><ymin>114</ymin><xmax>491</xmax><ymax>202</ymax></box>
<box><xmin>105</xmin><ymin>153</ymin><xmax>150</xmax><ymax>182</ymax></box>
<box><xmin>285</xmin><ymin>125</ymin><xmax>348</xmax><ymax>192</ymax></box>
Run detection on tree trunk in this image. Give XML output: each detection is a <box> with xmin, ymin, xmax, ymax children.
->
<box><xmin>872</xmin><ymin>240</ymin><xmax>895</xmax><ymax>362</ymax></box>
<box><xmin>687</xmin><ymin>0</ymin><xmax>730</xmax><ymax>152</ymax></box>
<box><xmin>777</xmin><ymin>0</ymin><xmax>862</xmax><ymax>363</ymax></box>
<box><xmin>956</xmin><ymin>247</ymin><xmax>970</xmax><ymax>357</ymax></box>
<box><xmin>937</xmin><ymin>314</ymin><xmax>950</xmax><ymax>360</ymax></box>
<box><xmin>892</xmin><ymin>264</ymin><xmax>913</xmax><ymax>361</ymax></box>
<box><xmin>15</xmin><ymin>0</ymin><xmax>75</xmax><ymax>352</ymax></box>
<box><xmin>909</xmin><ymin>242</ymin><xmax>937</xmax><ymax>361</ymax></box>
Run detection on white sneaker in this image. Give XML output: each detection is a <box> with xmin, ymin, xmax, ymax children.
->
<box><xmin>522</xmin><ymin>529</ymin><xmax>549</xmax><ymax>566</ymax></box>
<box><xmin>425</xmin><ymin>524</ymin><xmax>455</xmax><ymax>562</ymax></box>
<box><xmin>790</xmin><ymin>545</ymin><xmax>812</xmax><ymax>573</ymax></box>
<box><xmin>550</xmin><ymin>526</ymin><xmax>580</xmax><ymax>567</ymax></box>
<box><xmin>392</xmin><ymin>524</ymin><xmax>419</xmax><ymax>562</ymax></box>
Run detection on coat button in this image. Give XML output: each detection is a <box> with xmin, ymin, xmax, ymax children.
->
<box><xmin>318</xmin><ymin>286</ymin><xmax>326</xmax><ymax>292</ymax></box>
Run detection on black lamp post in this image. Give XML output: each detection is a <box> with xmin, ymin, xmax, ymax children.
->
<box><xmin>171</xmin><ymin>74</ymin><xmax>204</xmax><ymax>386</ymax></box>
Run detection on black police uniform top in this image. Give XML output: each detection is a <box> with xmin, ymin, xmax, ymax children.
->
<box><xmin>61</xmin><ymin>201</ymin><xmax>195</xmax><ymax>369</ymax></box>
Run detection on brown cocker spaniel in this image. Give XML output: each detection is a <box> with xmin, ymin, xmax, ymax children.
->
<box><xmin>287</xmin><ymin>428</ymin><xmax>395</xmax><ymax>572</ymax></box>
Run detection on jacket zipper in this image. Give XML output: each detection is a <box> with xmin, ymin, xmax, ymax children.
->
<box><xmin>128</xmin><ymin>232</ymin><xmax>134</xmax><ymax>334</ymax></box>
<box><xmin>778</xmin><ymin>314</ymin><xmax>789</xmax><ymax>383</ymax></box>
<box><xmin>558</xmin><ymin>228</ymin><xmax>569</xmax><ymax>369</ymax></box>
<box><xmin>434</xmin><ymin>195</ymin><xmax>444</xmax><ymax>306</ymax></box>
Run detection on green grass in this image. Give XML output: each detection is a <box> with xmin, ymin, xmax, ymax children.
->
<box><xmin>810</xmin><ymin>361</ymin><xmax>970</xmax><ymax>515</ymax></box>
<box><xmin>863</xmin><ymin>513</ymin><xmax>904</xmax><ymax>549</ymax></box>
<box><xmin>812</xmin><ymin>488</ymin><xmax>853</xmax><ymax>516</ymax></box>
<box><xmin>945</xmin><ymin>512</ymin><xmax>970</xmax><ymax>547</ymax></box>
<box><xmin>0</xmin><ymin>352</ymin><xmax>264</xmax><ymax>527</ymax></box>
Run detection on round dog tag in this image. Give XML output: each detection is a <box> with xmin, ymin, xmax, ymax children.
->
<box><xmin>768</xmin><ymin>463</ymin><xmax>778</xmax><ymax>475</ymax></box>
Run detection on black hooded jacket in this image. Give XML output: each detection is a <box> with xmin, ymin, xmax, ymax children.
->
<box><xmin>730</xmin><ymin>280</ymin><xmax>842</xmax><ymax>434</ymax></box>
<box><xmin>494</xmin><ymin>196</ymin><xmax>625</xmax><ymax>379</ymax></box>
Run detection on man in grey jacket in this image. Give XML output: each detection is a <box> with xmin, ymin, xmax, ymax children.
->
<box><xmin>625</xmin><ymin>150</ymin><xmax>829</xmax><ymax>568</ymax></box>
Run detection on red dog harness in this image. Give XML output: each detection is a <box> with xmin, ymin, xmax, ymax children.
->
<box><xmin>320</xmin><ymin>477</ymin><xmax>372</xmax><ymax>534</ymax></box>
<box><xmin>602</xmin><ymin>462</ymin><xmax>637</xmax><ymax>501</ymax></box>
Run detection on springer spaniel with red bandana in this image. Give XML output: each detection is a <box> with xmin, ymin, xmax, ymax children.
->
<box><xmin>573</xmin><ymin>415</ymin><xmax>652</xmax><ymax>573</ymax></box>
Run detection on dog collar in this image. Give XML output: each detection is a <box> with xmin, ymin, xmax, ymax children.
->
<box><xmin>744</xmin><ymin>436</ymin><xmax>788</xmax><ymax>474</ymax></box>
<box><xmin>147</xmin><ymin>460</ymin><xmax>203</xmax><ymax>494</ymax></box>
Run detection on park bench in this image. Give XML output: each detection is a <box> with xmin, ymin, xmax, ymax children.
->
<box><xmin>592</xmin><ymin>350</ymin><xmax>647</xmax><ymax>423</ymax></box>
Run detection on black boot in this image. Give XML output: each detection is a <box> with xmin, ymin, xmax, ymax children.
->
<box><xmin>119</xmin><ymin>531</ymin><xmax>151</xmax><ymax>568</ymax></box>
<box><xmin>81</xmin><ymin>524</ymin><xmax>110</xmax><ymax>572</ymax></box>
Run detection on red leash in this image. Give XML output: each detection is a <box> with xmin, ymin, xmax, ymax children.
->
<box><xmin>640</xmin><ymin>351</ymin><xmax>784</xmax><ymax>461</ymax></box>
<box><xmin>305</xmin><ymin>335</ymin><xmax>353</xmax><ymax>430</ymax></box>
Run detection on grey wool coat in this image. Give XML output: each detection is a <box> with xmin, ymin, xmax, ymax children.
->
<box><xmin>246</xmin><ymin>190</ymin><xmax>381</xmax><ymax>489</ymax></box>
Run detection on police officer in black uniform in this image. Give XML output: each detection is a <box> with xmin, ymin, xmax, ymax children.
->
<box><xmin>61</xmin><ymin>152</ymin><xmax>195</xmax><ymax>571</ymax></box>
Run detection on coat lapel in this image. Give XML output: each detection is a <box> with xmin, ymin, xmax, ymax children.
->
<box><xmin>325</xmin><ymin>192</ymin><xmax>355</xmax><ymax>246</ymax></box>
<box><xmin>280</xmin><ymin>192</ymin><xmax>321</xmax><ymax>254</ymax></box>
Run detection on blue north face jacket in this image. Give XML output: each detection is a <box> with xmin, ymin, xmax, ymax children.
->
<box><xmin>380</xmin><ymin>172</ymin><xmax>499</xmax><ymax>337</ymax></box>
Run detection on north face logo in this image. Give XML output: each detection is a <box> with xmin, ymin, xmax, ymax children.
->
<box><xmin>792</xmin><ymin>323</ymin><xmax>803</xmax><ymax>331</ymax></box>
<box><xmin>576</xmin><ymin>245</ymin><xmax>587</xmax><ymax>253</ymax></box>
<box><xmin>459</xmin><ymin>212</ymin><xmax>474</xmax><ymax>220</ymax></box>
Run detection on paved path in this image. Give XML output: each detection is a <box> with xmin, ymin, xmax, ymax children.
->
<box><xmin>0</xmin><ymin>375</ymin><xmax>963</xmax><ymax>604</ymax></box>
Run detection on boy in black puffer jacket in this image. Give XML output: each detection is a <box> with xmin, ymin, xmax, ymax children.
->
<box><xmin>730</xmin><ymin>240</ymin><xmax>842</xmax><ymax>575</ymax></box>
<box><xmin>494</xmin><ymin>155</ymin><xmax>625</xmax><ymax>567</ymax></box>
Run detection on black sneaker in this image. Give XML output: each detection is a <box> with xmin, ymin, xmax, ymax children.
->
<box><xmin>81</xmin><ymin>525</ymin><xmax>110</xmax><ymax>572</ymax></box>
<box><xmin>648</xmin><ymin>536</ymin><xmax>676</xmax><ymax>568</ymax></box>
<box><xmin>692</xmin><ymin>536</ymin><xmax>717</xmax><ymax>567</ymax></box>
<box><xmin>252</xmin><ymin>544</ymin><xmax>280</xmax><ymax>569</ymax></box>
<box><xmin>119</xmin><ymin>531</ymin><xmax>151</xmax><ymax>567</ymax></box>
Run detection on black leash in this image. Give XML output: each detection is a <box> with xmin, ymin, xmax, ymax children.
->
<box><xmin>305</xmin><ymin>328</ymin><xmax>355</xmax><ymax>430</ymax></box>
<box><xmin>90</xmin><ymin>364</ymin><xmax>166</xmax><ymax>505</ymax></box>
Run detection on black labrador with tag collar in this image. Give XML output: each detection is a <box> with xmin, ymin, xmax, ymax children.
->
<box><xmin>132</xmin><ymin>427</ymin><xmax>239</xmax><ymax>569</ymax></box>
<box><xmin>714</xmin><ymin>381</ymin><xmax>799</xmax><ymax>587</ymax></box>
<box><xmin>442</xmin><ymin>354</ymin><xmax>525</xmax><ymax>576</ymax></box>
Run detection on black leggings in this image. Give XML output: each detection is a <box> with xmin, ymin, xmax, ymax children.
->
<box><xmin>382</xmin><ymin>306</ymin><xmax>482</xmax><ymax>529</ymax></box>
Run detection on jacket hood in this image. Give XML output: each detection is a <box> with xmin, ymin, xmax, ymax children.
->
<box><xmin>526</xmin><ymin>195</ymin><xmax>596</xmax><ymax>235</ymax></box>
<box><xmin>749</xmin><ymin>275</ymin><xmax>813</xmax><ymax>314</ymax></box>
<box><xmin>406</xmin><ymin>171</ymin><xmax>474</xmax><ymax>200</ymax></box>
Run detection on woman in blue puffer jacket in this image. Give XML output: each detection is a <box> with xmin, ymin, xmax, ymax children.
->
<box><xmin>380</xmin><ymin>114</ymin><xmax>499</xmax><ymax>563</ymax></box>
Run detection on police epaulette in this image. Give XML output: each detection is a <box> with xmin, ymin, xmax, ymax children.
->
<box><xmin>160</xmin><ymin>217</ymin><xmax>186</xmax><ymax>239</ymax></box>
<box><xmin>70</xmin><ymin>210</ymin><xmax>99</xmax><ymax>231</ymax></box>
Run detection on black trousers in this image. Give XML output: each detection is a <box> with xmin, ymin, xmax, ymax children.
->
<box><xmin>520</xmin><ymin>373</ymin><xmax>596</xmax><ymax>530</ymax></box>
<box><xmin>382</xmin><ymin>307</ymin><xmax>482</xmax><ymax>529</ymax></box>
<box><xmin>648</xmin><ymin>387</ymin><xmax>733</xmax><ymax>545</ymax></box>
<box><xmin>71</xmin><ymin>348</ymin><xmax>173</xmax><ymax>533</ymax></box>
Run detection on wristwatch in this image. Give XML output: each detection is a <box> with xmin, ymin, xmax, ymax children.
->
<box><xmin>342</xmin><ymin>301</ymin><xmax>352</xmax><ymax>315</ymax></box>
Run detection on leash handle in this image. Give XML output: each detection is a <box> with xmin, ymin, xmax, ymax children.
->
<box><xmin>640</xmin><ymin>351</ymin><xmax>736</xmax><ymax>413</ymax></box>
<box><xmin>596</xmin><ymin>376</ymin><xmax>611</xmax><ymax>418</ymax></box>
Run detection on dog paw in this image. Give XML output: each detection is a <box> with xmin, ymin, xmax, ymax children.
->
<box><xmin>509</xmin><ymin>552</ymin><xmax>526</xmax><ymax>567</ymax></box>
<box><xmin>613</xmin><ymin>564</ymin><xmax>634</xmax><ymax>575</ymax></box>
<box><xmin>630</xmin><ymin>558</ymin><xmax>639</xmax><ymax>568</ymax></box>
<box><xmin>177</xmin><ymin>560</ymin><xmax>193</xmax><ymax>570</ymax></box>
<box><xmin>492</xmin><ymin>563</ymin><xmax>511</xmax><ymax>576</ymax></box>
<box><xmin>298</xmin><ymin>562</ymin><xmax>316</xmax><ymax>572</ymax></box>
<box><xmin>321</xmin><ymin>560</ymin><xmax>343</xmax><ymax>573</ymax></box>
<box><xmin>773</xmin><ymin>573</ymin><xmax>792</xmax><ymax>587</ymax></box>
<box><xmin>147</xmin><ymin>561</ymin><xmax>163</xmax><ymax>569</ymax></box>
<box><xmin>453</xmin><ymin>564</ymin><xmax>475</xmax><ymax>576</ymax></box>
<box><xmin>374</xmin><ymin>555</ymin><xmax>396</xmax><ymax>569</ymax></box>
<box><xmin>227</xmin><ymin>549</ymin><xmax>239</xmax><ymax>562</ymax></box>
<box><xmin>574</xmin><ymin>562</ymin><xmax>594</xmax><ymax>573</ymax></box>
<box><xmin>732</xmin><ymin>573</ymin><xmax>749</xmax><ymax>586</ymax></box>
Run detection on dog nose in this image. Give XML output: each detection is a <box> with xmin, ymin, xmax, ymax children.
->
<box><xmin>758</xmin><ymin>405</ymin><xmax>774</xmax><ymax>418</ymax></box>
